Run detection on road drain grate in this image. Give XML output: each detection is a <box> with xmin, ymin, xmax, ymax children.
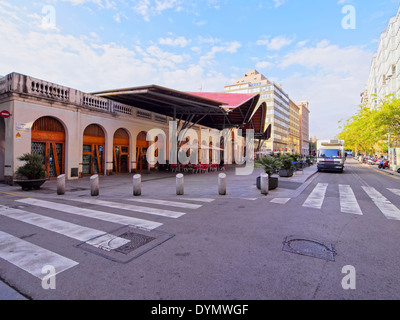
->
<box><xmin>76</xmin><ymin>225</ymin><xmax>174</xmax><ymax>264</ymax></box>
<box><xmin>282</xmin><ymin>236</ymin><xmax>336</xmax><ymax>262</ymax></box>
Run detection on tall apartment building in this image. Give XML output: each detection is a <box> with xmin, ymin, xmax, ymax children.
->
<box><xmin>289</xmin><ymin>99</ymin><xmax>300</xmax><ymax>154</ymax></box>
<box><xmin>361</xmin><ymin>7</ymin><xmax>400</xmax><ymax>108</ymax></box>
<box><xmin>224</xmin><ymin>70</ymin><xmax>310</xmax><ymax>154</ymax></box>
<box><xmin>224</xmin><ymin>70</ymin><xmax>291</xmax><ymax>153</ymax></box>
<box><xmin>298</xmin><ymin>101</ymin><xmax>310</xmax><ymax>155</ymax></box>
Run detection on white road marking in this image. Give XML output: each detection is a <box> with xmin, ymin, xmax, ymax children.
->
<box><xmin>16</xmin><ymin>198</ymin><xmax>162</xmax><ymax>230</ymax></box>
<box><xmin>363</xmin><ymin>186</ymin><xmax>400</xmax><ymax>220</ymax></box>
<box><xmin>0</xmin><ymin>206</ymin><xmax>130</xmax><ymax>251</ymax></box>
<box><xmin>387</xmin><ymin>188</ymin><xmax>400</xmax><ymax>197</ymax></box>
<box><xmin>69</xmin><ymin>198</ymin><xmax>186</xmax><ymax>219</ymax></box>
<box><xmin>339</xmin><ymin>185</ymin><xmax>363</xmax><ymax>215</ymax></box>
<box><xmin>177</xmin><ymin>198</ymin><xmax>215</xmax><ymax>203</ymax></box>
<box><xmin>126</xmin><ymin>198</ymin><xmax>202</xmax><ymax>210</ymax></box>
<box><xmin>302</xmin><ymin>183</ymin><xmax>328</xmax><ymax>209</ymax></box>
<box><xmin>270</xmin><ymin>198</ymin><xmax>291</xmax><ymax>204</ymax></box>
<box><xmin>0</xmin><ymin>230</ymin><xmax>78</xmax><ymax>280</ymax></box>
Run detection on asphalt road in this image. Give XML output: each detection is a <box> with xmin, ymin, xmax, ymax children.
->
<box><xmin>1</xmin><ymin>159</ymin><xmax>400</xmax><ymax>301</ymax></box>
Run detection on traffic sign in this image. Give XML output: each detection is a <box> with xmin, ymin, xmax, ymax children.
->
<box><xmin>0</xmin><ymin>110</ymin><xmax>11</xmax><ymax>119</ymax></box>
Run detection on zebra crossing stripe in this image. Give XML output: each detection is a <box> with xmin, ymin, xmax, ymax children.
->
<box><xmin>69</xmin><ymin>198</ymin><xmax>186</xmax><ymax>218</ymax></box>
<box><xmin>339</xmin><ymin>185</ymin><xmax>363</xmax><ymax>215</ymax></box>
<box><xmin>0</xmin><ymin>206</ymin><xmax>130</xmax><ymax>251</ymax></box>
<box><xmin>177</xmin><ymin>198</ymin><xmax>215</xmax><ymax>203</ymax></box>
<box><xmin>363</xmin><ymin>186</ymin><xmax>400</xmax><ymax>221</ymax></box>
<box><xmin>0</xmin><ymin>230</ymin><xmax>78</xmax><ymax>280</ymax></box>
<box><xmin>126</xmin><ymin>198</ymin><xmax>202</xmax><ymax>210</ymax></box>
<box><xmin>16</xmin><ymin>198</ymin><xmax>162</xmax><ymax>230</ymax></box>
<box><xmin>302</xmin><ymin>183</ymin><xmax>328</xmax><ymax>209</ymax></box>
<box><xmin>387</xmin><ymin>188</ymin><xmax>400</xmax><ymax>197</ymax></box>
<box><xmin>270</xmin><ymin>198</ymin><xmax>291</xmax><ymax>204</ymax></box>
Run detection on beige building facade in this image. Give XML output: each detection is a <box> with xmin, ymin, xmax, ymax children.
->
<box><xmin>298</xmin><ymin>101</ymin><xmax>310</xmax><ymax>155</ymax></box>
<box><xmin>289</xmin><ymin>99</ymin><xmax>300</xmax><ymax>154</ymax></box>
<box><xmin>361</xmin><ymin>6</ymin><xmax>400</xmax><ymax>108</ymax></box>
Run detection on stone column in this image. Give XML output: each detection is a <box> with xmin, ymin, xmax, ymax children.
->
<box><xmin>57</xmin><ymin>174</ymin><xmax>66</xmax><ymax>195</ymax></box>
<box><xmin>260</xmin><ymin>173</ymin><xmax>269</xmax><ymax>195</ymax></box>
<box><xmin>133</xmin><ymin>174</ymin><xmax>141</xmax><ymax>196</ymax></box>
<box><xmin>218</xmin><ymin>173</ymin><xmax>226</xmax><ymax>195</ymax></box>
<box><xmin>90</xmin><ymin>175</ymin><xmax>99</xmax><ymax>196</ymax></box>
<box><xmin>176</xmin><ymin>173</ymin><xmax>184</xmax><ymax>195</ymax></box>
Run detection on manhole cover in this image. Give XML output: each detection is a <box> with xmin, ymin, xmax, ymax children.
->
<box><xmin>75</xmin><ymin>225</ymin><xmax>174</xmax><ymax>264</ymax></box>
<box><xmin>115</xmin><ymin>231</ymin><xmax>156</xmax><ymax>254</ymax></box>
<box><xmin>282</xmin><ymin>236</ymin><xmax>336</xmax><ymax>261</ymax></box>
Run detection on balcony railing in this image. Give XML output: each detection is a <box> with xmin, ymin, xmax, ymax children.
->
<box><xmin>0</xmin><ymin>72</ymin><xmax>167</xmax><ymax>122</ymax></box>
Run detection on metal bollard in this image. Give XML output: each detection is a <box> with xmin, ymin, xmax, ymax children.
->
<box><xmin>133</xmin><ymin>174</ymin><xmax>142</xmax><ymax>196</ymax></box>
<box><xmin>218</xmin><ymin>173</ymin><xmax>226</xmax><ymax>195</ymax></box>
<box><xmin>260</xmin><ymin>173</ymin><xmax>269</xmax><ymax>195</ymax></box>
<box><xmin>176</xmin><ymin>173</ymin><xmax>184</xmax><ymax>195</ymax></box>
<box><xmin>90</xmin><ymin>175</ymin><xmax>99</xmax><ymax>196</ymax></box>
<box><xmin>57</xmin><ymin>174</ymin><xmax>66</xmax><ymax>195</ymax></box>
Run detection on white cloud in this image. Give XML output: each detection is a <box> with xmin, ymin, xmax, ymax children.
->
<box><xmin>0</xmin><ymin>2</ymin><xmax>231</xmax><ymax>93</ymax></box>
<box><xmin>200</xmin><ymin>41</ymin><xmax>241</xmax><ymax>65</ymax></box>
<box><xmin>50</xmin><ymin>0</ymin><xmax>116</xmax><ymax>9</ymax></box>
<box><xmin>278</xmin><ymin>40</ymin><xmax>373</xmax><ymax>139</ymax></box>
<box><xmin>158</xmin><ymin>36</ymin><xmax>191</xmax><ymax>47</ymax></box>
<box><xmin>255</xmin><ymin>61</ymin><xmax>272</xmax><ymax>69</ymax></box>
<box><xmin>133</xmin><ymin>0</ymin><xmax>182</xmax><ymax>21</ymax></box>
<box><xmin>272</xmin><ymin>0</ymin><xmax>286</xmax><ymax>8</ymax></box>
<box><xmin>257</xmin><ymin>35</ymin><xmax>294</xmax><ymax>51</ymax></box>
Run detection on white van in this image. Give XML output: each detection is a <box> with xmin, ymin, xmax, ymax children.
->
<box><xmin>317</xmin><ymin>140</ymin><xmax>346</xmax><ymax>173</ymax></box>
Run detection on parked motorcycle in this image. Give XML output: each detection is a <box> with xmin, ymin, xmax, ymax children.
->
<box><xmin>378</xmin><ymin>160</ymin><xmax>390</xmax><ymax>169</ymax></box>
<box><xmin>368</xmin><ymin>158</ymin><xmax>378</xmax><ymax>165</ymax></box>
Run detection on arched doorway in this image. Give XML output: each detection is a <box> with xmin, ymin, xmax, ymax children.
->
<box><xmin>0</xmin><ymin>117</ymin><xmax>5</xmax><ymax>182</ymax></box>
<box><xmin>136</xmin><ymin>131</ymin><xmax>149</xmax><ymax>172</ymax></box>
<box><xmin>113</xmin><ymin>128</ymin><xmax>130</xmax><ymax>173</ymax></box>
<box><xmin>82</xmin><ymin>124</ymin><xmax>105</xmax><ymax>176</ymax></box>
<box><xmin>31</xmin><ymin>116</ymin><xmax>65</xmax><ymax>179</ymax></box>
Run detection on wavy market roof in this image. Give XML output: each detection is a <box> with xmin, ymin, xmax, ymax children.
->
<box><xmin>93</xmin><ymin>85</ymin><xmax>270</xmax><ymax>139</ymax></box>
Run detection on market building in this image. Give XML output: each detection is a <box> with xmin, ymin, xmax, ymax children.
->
<box><xmin>0</xmin><ymin>72</ymin><xmax>270</xmax><ymax>185</ymax></box>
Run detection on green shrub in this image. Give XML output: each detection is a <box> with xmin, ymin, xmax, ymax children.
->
<box><xmin>255</xmin><ymin>156</ymin><xmax>282</xmax><ymax>177</ymax></box>
<box><xmin>16</xmin><ymin>153</ymin><xmax>45</xmax><ymax>180</ymax></box>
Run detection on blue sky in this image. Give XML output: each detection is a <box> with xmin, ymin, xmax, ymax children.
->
<box><xmin>1</xmin><ymin>0</ymin><xmax>399</xmax><ymax>139</ymax></box>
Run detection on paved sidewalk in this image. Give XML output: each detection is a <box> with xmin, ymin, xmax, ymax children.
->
<box><xmin>0</xmin><ymin>164</ymin><xmax>318</xmax><ymax>200</ymax></box>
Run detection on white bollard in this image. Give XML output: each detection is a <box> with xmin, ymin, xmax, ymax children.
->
<box><xmin>133</xmin><ymin>174</ymin><xmax>142</xmax><ymax>196</ymax></box>
<box><xmin>90</xmin><ymin>175</ymin><xmax>99</xmax><ymax>196</ymax></box>
<box><xmin>260</xmin><ymin>173</ymin><xmax>269</xmax><ymax>195</ymax></box>
<box><xmin>57</xmin><ymin>174</ymin><xmax>66</xmax><ymax>195</ymax></box>
<box><xmin>176</xmin><ymin>173</ymin><xmax>184</xmax><ymax>195</ymax></box>
<box><xmin>218</xmin><ymin>173</ymin><xmax>227</xmax><ymax>195</ymax></box>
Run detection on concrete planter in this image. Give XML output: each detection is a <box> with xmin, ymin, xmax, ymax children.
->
<box><xmin>14</xmin><ymin>179</ymin><xmax>47</xmax><ymax>191</ymax></box>
<box><xmin>279</xmin><ymin>169</ymin><xmax>294</xmax><ymax>177</ymax></box>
